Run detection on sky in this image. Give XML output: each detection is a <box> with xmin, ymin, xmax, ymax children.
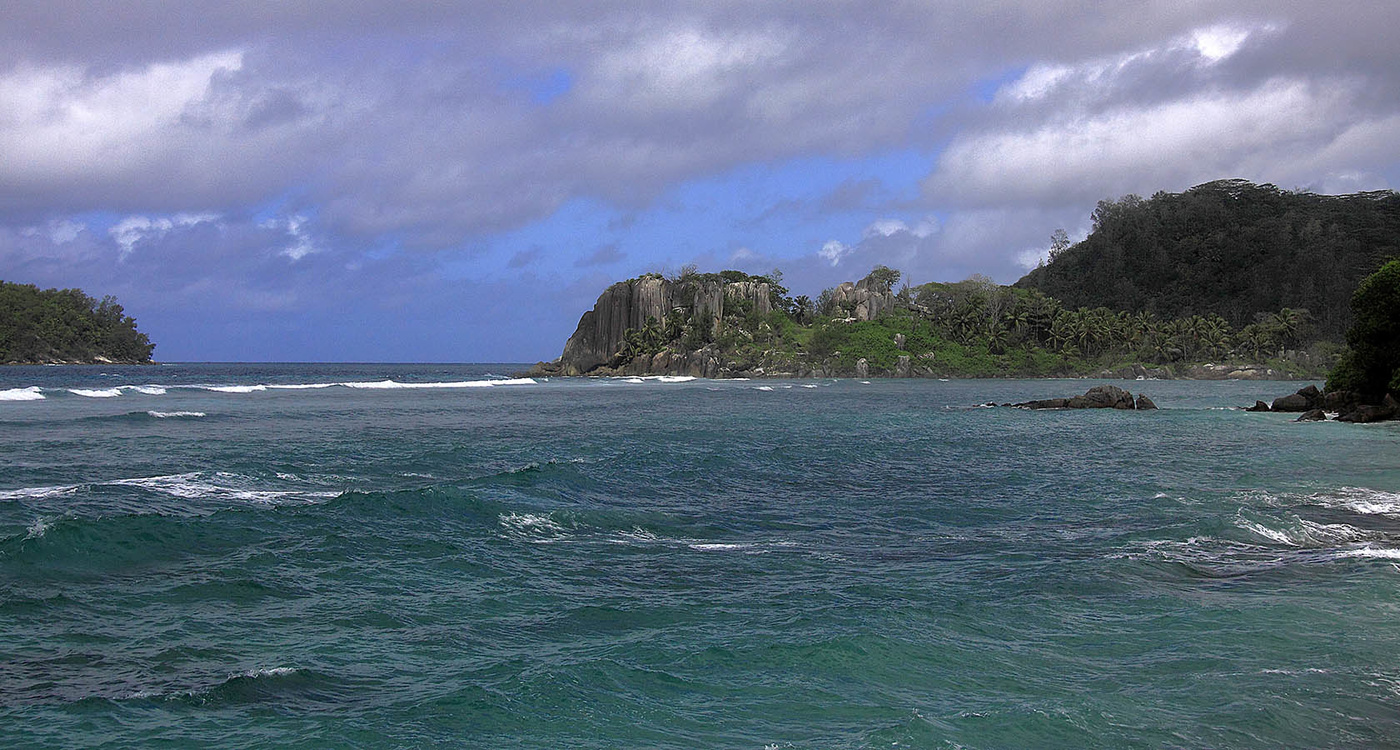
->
<box><xmin>2</xmin><ymin>2</ymin><xmax>1398</xmax><ymax>362</ymax></box>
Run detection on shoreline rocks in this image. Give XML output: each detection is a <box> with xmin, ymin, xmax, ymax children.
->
<box><xmin>1246</xmin><ymin>384</ymin><xmax>1399</xmax><ymax>423</ymax></box>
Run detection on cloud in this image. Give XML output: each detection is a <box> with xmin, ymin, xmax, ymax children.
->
<box><xmin>818</xmin><ymin>240</ymin><xmax>850</xmax><ymax>267</ymax></box>
<box><xmin>573</xmin><ymin>243</ymin><xmax>625</xmax><ymax>267</ymax></box>
<box><xmin>109</xmin><ymin>213</ymin><xmax>220</xmax><ymax>259</ymax></box>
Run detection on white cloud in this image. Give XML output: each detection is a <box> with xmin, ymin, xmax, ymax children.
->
<box><xmin>931</xmin><ymin>78</ymin><xmax>1357</xmax><ymax>206</ymax></box>
<box><xmin>818</xmin><ymin>239</ymin><xmax>850</xmax><ymax>267</ymax></box>
<box><xmin>110</xmin><ymin>213</ymin><xmax>219</xmax><ymax>259</ymax></box>
<box><xmin>0</xmin><ymin>51</ymin><xmax>244</xmax><ymax>181</ymax></box>
<box><xmin>863</xmin><ymin>217</ymin><xmax>938</xmax><ymax>239</ymax></box>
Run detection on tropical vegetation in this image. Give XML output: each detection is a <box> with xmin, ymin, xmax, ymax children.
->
<box><xmin>0</xmin><ymin>281</ymin><xmax>155</xmax><ymax>364</ymax></box>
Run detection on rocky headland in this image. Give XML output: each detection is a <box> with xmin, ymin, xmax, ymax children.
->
<box><xmin>1246</xmin><ymin>384</ymin><xmax>1400</xmax><ymax>423</ymax></box>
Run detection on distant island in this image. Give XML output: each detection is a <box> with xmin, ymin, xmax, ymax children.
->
<box><xmin>0</xmin><ymin>281</ymin><xmax>155</xmax><ymax>365</ymax></box>
<box><xmin>530</xmin><ymin>180</ymin><xmax>1400</xmax><ymax>380</ymax></box>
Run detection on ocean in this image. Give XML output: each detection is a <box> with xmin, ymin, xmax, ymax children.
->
<box><xmin>2</xmin><ymin>364</ymin><xmax>1399</xmax><ymax>748</ymax></box>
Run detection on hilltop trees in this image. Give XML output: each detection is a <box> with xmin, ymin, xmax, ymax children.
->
<box><xmin>0</xmin><ymin>282</ymin><xmax>154</xmax><ymax>363</ymax></box>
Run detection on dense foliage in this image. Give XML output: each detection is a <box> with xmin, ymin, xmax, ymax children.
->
<box><xmin>1016</xmin><ymin>180</ymin><xmax>1400</xmax><ymax>339</ymax></box>
<box><xmin>0</xmin><ymin>281</ymin><xmax>155</xmax><ymax>364</ymax></box>
<box><xmin>1326</xmin><ymin>260</ymin><xmax>1400</xmax><ymax>395</ymax></box>
<box><xmin>611</xmin><ymin>267</ymin><xmax>1331</xmax><ymax>378</ymax></box>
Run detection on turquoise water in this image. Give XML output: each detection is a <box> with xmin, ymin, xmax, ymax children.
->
<box><xmin>2</xmin><ymin>364</ymin><xmax>1399</xmax><ymax>748</ymax></box>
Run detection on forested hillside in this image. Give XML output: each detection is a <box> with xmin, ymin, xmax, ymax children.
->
<box><xmin>1015</xmin><ymin>180</ymin><xmax>1400</xmax><ymax>339</ymax></box>
<box><xmin>0</xmin><ymin>282</ymin><xmax>155</xmax><ymax>364</ymax></box>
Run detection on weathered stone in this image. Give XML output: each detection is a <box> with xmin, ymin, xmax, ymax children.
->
<box><xmin>1135</xmin><ymin>394</ymin><xmax>1158</xmax><ymax>410</ymax></box>
<box><xmin>1297</xmin><ymin>385</ymin><xmax>1322</xmax><ymax>403</ymax></box>
<box><xmin>894</xmin><ymin>333</ymin><xmax>906</xmax><ymax>350</ymax></box>
<box><xmin>1296</xmin><ymin>409</ymin><xmax>1327</xmax><ymax>422</ymax></box>
<box><xmin>1013</xmin><ymin>384</ymin><xmax>1149</xmax><ymax>411</ymax></box>
<box><xmin>1270</xmin><ymin>393</ymin><xmax>1312</xmax><ymax>412</ymax></box>
<box><xmin>1337</xmin><ymin>393</ymin><xmax>1400</xmax><ymax>423</ymax></box>
<box><xmin>855</xmin><ymin>358</ymin><xmax>870</xmax><ymax>378</ymax></box>
<box><xmin>1245</xmin><ymin>400</ymin><xmax>1271</xmax><ymax>412</ymax></box>
<box><xmin>895</xmin><ymin>355</ymin><xmax>911</xmax><ymax>378</ymax></box>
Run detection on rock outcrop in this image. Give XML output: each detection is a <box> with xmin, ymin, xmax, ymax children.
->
<box><xmin>537</xmin><ymin>274</ymin><xmax>772</xmax><ymax>375</ymax></box>
<box><xmin>828</xmin><ymin>275</ymin><xmax>896</xmax><ymax>322</ymax></box>
<box><xmin>1250</xmin><ymin>384</ymin><xmax>1399</xmax><ymax>423</ymax></box>
<box><xmin>1011</xmin><ymin>384</ymin><xmax>1156</xmax><ymax>411</ymax></box>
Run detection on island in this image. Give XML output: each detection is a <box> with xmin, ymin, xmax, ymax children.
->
<box><xmin>0</xmin><ymin>281</ymin><xmax>155</xmax><ymax>364</ymax></box>
<box><xmin>529</xmin><ymin>180</ymin><xmax>1399</xmax><ymax>381</ymax></box>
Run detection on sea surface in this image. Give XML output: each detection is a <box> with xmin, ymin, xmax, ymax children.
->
<box><xmin>2</xmin><ymin>364</ymin><xmax>1399</xmax><ymax>749</ymax></box>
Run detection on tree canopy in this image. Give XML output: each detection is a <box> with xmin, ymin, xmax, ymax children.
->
<box><xmin>1326</xmin><ymin>259</ymin><xmax>1400</xmax><ymax>395</ymax></box>
<box><xmin>1015</xmin><ymin>180</ymin><xmax>1400</xmax><ymax>339</ymax></box>
<box><xmin>0</xmin><ymin>282</ymin><xmax>155</xmax><ymax>364</ymax></box>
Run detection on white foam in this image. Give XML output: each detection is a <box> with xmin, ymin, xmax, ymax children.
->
<box><xmin>147</xmin><ymin>411</ymin><xmax>205</xmax><ymax>418</ymax></box>
<box><xmin>0</xmin><ymin>386</ymin><xmax>45</xmax><ymax>401</ymax></box>
<box><xmin>343</xmin><ymin>378</ymin><xmax>535</xmax><ymax>389</ymax></box>
<box><xmin>238</xmin><ymin>667</ymin><xmax>298</xmax><ymax>678</ymax></box>
<box><xmin>754</xmin><ymin>386</ymin><xmax>774</xmax><ymax>392</ymax></box>
<box><xmin>0</xmin><ymin>484</ymin><xmax>78</xmax><ymax>501</ymax></box>
<box><xmin>1235</xmin><ymin>513</ymin><xmax>1369</xmax><ymax>547</ymax></box>
<box><xmin>801</xmin><ymin>384</ymin><xmax>819</xmax><ymax>389</ymax></box>
<box><xmin>622</xmin><ymin>378</ymin><xmax>645</xmax><ymax>384</ymax></box>
<box><xmin>1340</xmin><ymin>546</ymin><xmax>1400</xmax><ymax>560</ymax></box>
<box><xmin>265</xmin><ymin>382</ymin><xmax>339</xmax><ymax>390</ymax></box>
<box><xmin>126</xmin><ymin>385</ymin><xmax>167</xmax><ymax>395</ymax></box>
<box><xmin>109</xmin><ymin>472</ymin><xmax>338</xmax><ymax>504</ymax></box>
<box><xmin>1312</xmin><ymin>487</ymin><xmax>1400</xmax><ymax>517</ymax></box>
<box><xmin>498</xmin><ymin>511</ymin><xmax>567</xmax><ymax>541</ymax></box>
<box><xmin>202</xmin><ymin>384</ymin><xmax>267</xmax><ymax>393</ymax></box>
<box><xmin>24</xmin><ymin>517</ymin><xmax>51</xmax><ymax>539</ymax></box>
<box><xmin>69</xmin><ymin>388</ymin><xmax>122</xmax><ymax>398</ymax></box>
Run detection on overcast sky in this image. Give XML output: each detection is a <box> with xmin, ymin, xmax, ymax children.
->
<box><xmin>3</xmin><ymin>2</ymin><xmax>1397</xmax><ymax>362</ymax></box>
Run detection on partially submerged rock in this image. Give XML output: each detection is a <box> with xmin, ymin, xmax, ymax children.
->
<box><xmin>1254</xmin><ymin>384</ymin><xmax>1399</xmax><ymax>423</ymax></box>
<box><xmin>1011</xmin><ymin>385</ymin><xmax>1155</xmax><ymax>411</ymax></box>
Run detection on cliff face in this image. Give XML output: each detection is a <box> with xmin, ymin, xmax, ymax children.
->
<box><xmin>550</xmin><ymin>275</ymin><xmax>772</xmax><ymax>375</ymax></box>
<box><xmin>829</xmin><ymin>277</ymin><xmax>895</xmax><ymax>321</ymax></box>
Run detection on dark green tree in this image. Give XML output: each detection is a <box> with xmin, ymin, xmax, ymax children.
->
<box><xmin>1327</xmin><ymin>259</ymin><xmax>1400</xmax><ymax>395</ymax></box>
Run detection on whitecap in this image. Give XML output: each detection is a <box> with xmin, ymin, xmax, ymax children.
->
<box><xmin>201</xmin><ymin>384</ymin><xmax>267</xmax><ymax>393</ymax></box>
<box><xmin>1339</xmin><ymin>545</ymin><xmax>1400</xmax><ymax>560</ymax></box>
<box><xmin>109</xmin><ymin>472</ymin><xmax>339</xmax><ymax>504</ymax></box>
<box><xmin>24</xmin><ymin>517</ymin><xmax>51</xmax><ymax>539</ymax></box>
<box><xmin>1311</xmin><ymin>487</ymin><xmax>1400</xmax><ymax>517</ymax></box>
<box><xmin>0</xmin><ymin>386</ymin><xmax>45</xmax><ymax>401</ymax></box>
<box><xmin>147</xmin><ymin>411</ymin><xmax>206</xmax><ymax>419</ymax></box>
<box><xmin>69</xmin><ymin>388</ymin><xmax>122</xmax><ymax>398</ymax></box>
<box><xmin>621</xmin><ymin>378</ymin><xmax>645</xmax><ymax>384</ymax></box>
<box><xmin>1234</xmin><ymin>512</ymin><xmax>1370</xmax><ymax>547</ymax></box>
<box><xmin>265</xmin><ymin>382</ymin><xmax>339</xmax><ymax>390</ymax></box>
<box><xmin>754</xmin><ymin>386</ymin><xmax>774</xmax><ymax>392</ymax></box>
<box><xmin>0</xmin><ymin>484</ymin><xmax>78</xmax><ymax>501</ymax></box>
<box><xmin>498</xmin><ymin>511</ymin><xmax>568</xmax><ymax>542</ymax></box>
<box><xmin>238</xmin><ymin>667</ymin><xmax>298</xmax><ymax>678</ymax></box>
<box><xmin>343</xmin><ymin>378</ymin><xmax>535</xmax><ymax>389</ymax></box>
<box><xmin>801</xmin><ymin>384</ymin><xmax>819</xmax><ymax>389</ymax></box>
<box><xmin>125</xmin><ymin>385</ymin><xmax>167</xmax><ymax>395</ymax></box>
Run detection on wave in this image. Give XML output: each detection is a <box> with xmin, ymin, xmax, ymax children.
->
<box><xmin>146</xmin><ymin>410</ymin><xmax>206</xmax><ymax>419</ymax></box>
<box><xmin>1232</xmin><ymin>511</ymin><xmax>1372</xmax><ymax>548</ymax></box>
<box><xmin>341</xmin><ymin>378</ymin><xmax>535</xmax><ymax>390</ymax></box>
<box><xmin>0</xmin><ymin>387</ymin><xmax>45</xmax><ymax>401</ymax></box>
<box><xmin>0</xmin><ymin>471</ymin><xmax>340</xmax><ymax>507</ymax></box>
<box><xmin>68</xmin><ymin>388</ymin><xmax>123</xmax><ymax>398</ymax></box>
<box><xmin>1308</xmin><ymin>487</ymin><xmax>1400</xmax><ymax>517</ymax></box>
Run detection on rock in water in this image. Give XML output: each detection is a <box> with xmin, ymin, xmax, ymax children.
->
<box><xmin>1270</xmin><ymin>393</ymin><xmax>1312</xmax><ymax>412</ymax></box>
<box><xmin>1296</xmin><ymin>409</ymin><xmax>1327</xmax><ymax>422</ymax></box>
<box><xmin>1012</xmin><ymin>384</ymin><xmax>1149</xmax><ymax>411</ymax></box>
<box><xmin>1135</xmin><ymin>394</ymin><xmax>1157</xmax><ymax>410</ymax></box>
<box><xmin>1245</xmin><ymin>401</ymin><xmax>1271</xmax><ymax>412</ymax></box>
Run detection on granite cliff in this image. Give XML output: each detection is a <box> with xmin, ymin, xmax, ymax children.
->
<box><xmin>536</xmin><ymin>272</ymin><xmax>780</xmax><ymax>376</ymax></box>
